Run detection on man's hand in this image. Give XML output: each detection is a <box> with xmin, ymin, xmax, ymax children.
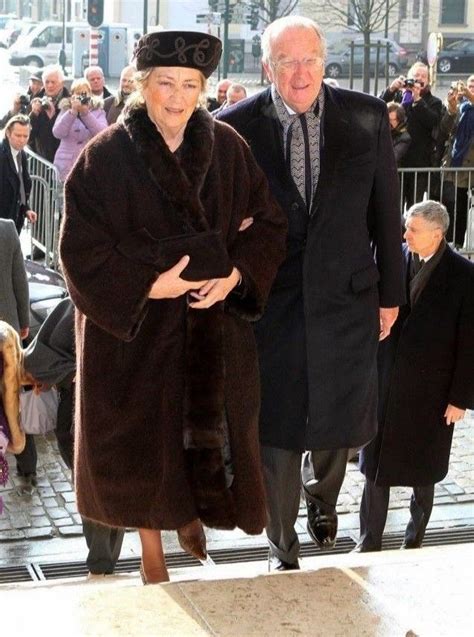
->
<box><xmin>188</xmin><ymin>267</ymin><xmax>241</xmax><ymax>309</ymax></box>
<box><xmin>379</xmin><ymin>307</ymin><xmax>399</xmax><ymax>341</ymax></box>
<box><xmin>26</xmin><ymin>210</ymin><xmax>37</xmax><ymax>224</ymax></box>
<box><xmin>148</xmin><ymin>255</ymin><xmax>208</xmax><ymax>300</ymax></box>
<box><xmin>447</xmin><ymin>88</ymin><xmax>459</xmax><ymax>114</ymax></box>
<box><xmin>30</xmin><ymin>98</ymin><xmax>42</xmax><ymax>116</ymax></box>
<box><xmin>444</xmin><ymin>404</ymin><xmax>465</xmax><ymax>426</ymax></box>
<box><xmin>411</xmin><ymin>82</ymin><xmax>423</xmax><ymax>103</ymax></box>
<box><xmin>389</xmin><ymin>76</ymin><xmax>405</xmax><ymax>93</ymax></box>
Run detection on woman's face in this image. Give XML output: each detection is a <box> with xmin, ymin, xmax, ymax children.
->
<box><xmin>73</xmin><ymin>86</ymin><xmax>91</xmax><ymax>97</ymax></box>
<box><xmin>142</xmin><ymin>66</ymin><xmax>202</xmax><ymax>134</ymax></box>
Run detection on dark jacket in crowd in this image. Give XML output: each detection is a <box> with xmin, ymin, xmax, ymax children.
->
<box><xmin>28</xmin><ymin>87</ymin><xmax>70</xmax><ymax>163</ymax></box>
<box><xmin>0</xmin><ymin>219</ymin><xmax>29</xmax><ymax>334</ymax></box>
<box><xmin>391</xmin><ymin>123</ymin><xmax>411</xmax><ymax>166</ymax></box>
<box><xmin>103</xmin><ymin>93</ymin><xmax>128</xmax><ymax>125</ymax></box>
<box><xmin>0</xmin><ymin>138</ymin><xmax>32</xmax><ymax>232</ymax></box>
<box><xmin>361</xmin><ymin>244</ymin><xmax>474</xmax><ymax>487</ymax></box>
<box><xmin>218</xmin><ymin>84</ymin><xmax>405</xmax><ymax>452</ymax></box>
<box><xmin>380</xmin><ymin>87</ymin><xmax>443</xmax><ymax>167</ymax></box>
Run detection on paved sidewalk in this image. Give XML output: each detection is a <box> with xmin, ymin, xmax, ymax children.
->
<box><xmin>1</xmin><ymin>412</ymin><xmax>473</xmax><ymax>559</ymax></box>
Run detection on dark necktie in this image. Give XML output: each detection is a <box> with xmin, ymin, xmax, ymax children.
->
<box><xmin>299</xmin><ymin>114</ymin><xmax>312</xmax><ymax>210</ymax></box>
<box><xmin>16</xmin><ymin>153</ymin><xmax>26</xmax><ymax>206</ymax></box>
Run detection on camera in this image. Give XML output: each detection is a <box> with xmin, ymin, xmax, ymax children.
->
<box><xmin>18</xmin><ymin>94</ymin><xmax>30</xmax><ymax>114</ymax></box>
<box><xmin>40</xmin><ymin>97</ymin><xmax>51</xmax><ymax>110</ymax></box>
<box><xmin>403</xmin><ymin>78</ymin><xmax>424</xmax><ymax>89</ymax></box>
<box><xmin>78</xmin><ymin>93</ymin><xmax>91</xmax><ymax>105</ymax></box>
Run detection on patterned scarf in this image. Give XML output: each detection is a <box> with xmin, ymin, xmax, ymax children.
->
<box><xmin>272</xmin><ymin>85</ymin><xmax>324</xmax><ymax>211</ymax></box>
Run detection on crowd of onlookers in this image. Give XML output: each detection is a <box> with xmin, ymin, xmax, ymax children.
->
<box><xmin>382</xmin><ymin>64</ymin><xmax>474</xmax><ymax>248</ymax></box>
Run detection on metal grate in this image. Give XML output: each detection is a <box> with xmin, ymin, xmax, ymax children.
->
<box><xmin>0</xmin><ymin>565</ymin><xmax>35</xmax><ymax>583</ymax></box>
<box><xmin>1</xmin><ymin>526</ymin><xmax>473</xmax><ymax>584</ymax></box>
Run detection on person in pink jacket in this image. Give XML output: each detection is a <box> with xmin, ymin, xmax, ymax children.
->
<box><xmin>53</xmin><ymin>79</ymin><xmax>107</xmax><ymax>181</ymax></box>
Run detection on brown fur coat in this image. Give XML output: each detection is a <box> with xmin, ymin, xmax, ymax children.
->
<box><xmin>59</xmin><ymin>105</ymin><xmax>287</xmax><ymax>532</ymax></box>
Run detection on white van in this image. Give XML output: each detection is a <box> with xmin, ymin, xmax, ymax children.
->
<box><xmin>9</xmin><ymin>21</ymin><xmax>88</xmax><ymax>67</ymax></box>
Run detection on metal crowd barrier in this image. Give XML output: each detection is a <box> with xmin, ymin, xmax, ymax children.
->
<box><xmin>23</xmin><ymin>149</ymin><xmax>474</xmax><ymax>268</ymax></box>
<box><xmin>398</xmin><ymin>167</ymin><xmax>474</xmax><ymax>257</ymax></box>
<box><xmin>25</xmin><ymin>147</ymin><xmax>62</xmax><ymax>269</ymax></box>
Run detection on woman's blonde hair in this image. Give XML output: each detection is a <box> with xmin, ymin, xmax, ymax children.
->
<box><xmin>70</xmin><ymin>78</ymin><xmax>92</xmax><ymax>95</ymax></box>
<box><xmin>127</xmin><ymin>67</ymin><xmax>208</xmax><ymax>110</ymax></box>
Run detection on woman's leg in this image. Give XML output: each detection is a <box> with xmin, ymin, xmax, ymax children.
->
<box><xmin>138</xmin><ymin>528</ymin><xmax>169</xmax><ymax>584</ymax></box>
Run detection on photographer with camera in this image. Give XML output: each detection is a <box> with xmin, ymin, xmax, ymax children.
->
<box><xmin>439</xmin><ymin>75</ymin><xmax>474</xmax><ymax>248</ymax></box>
<box><xmin>0</xmin><ymin>74</ymin><xmax>43</xmax><ymax>131</ymax></box>
<box><xmin>380</xmin><ymin>62</ymin><xmax>443</xmax><ymax>206</ymax></box>
<box><xmin>29</xmin><ymin>65</ymin><xmax>70</xmax><ymax>163</ymax></box>
<box><xmin>52</xmin><ymin>79</ymin><xmax>107</xmax><ymax>182</ymax></box>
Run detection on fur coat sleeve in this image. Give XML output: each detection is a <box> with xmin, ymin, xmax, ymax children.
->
<box><xmin>59</xmin><ymin>150</ymin><xmax>157</xmax><ymax>341</ymax></box>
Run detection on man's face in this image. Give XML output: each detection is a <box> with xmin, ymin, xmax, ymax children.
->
<box><xmin>43</xmin><ymin>73</ymin><xmax>63</xmax><ymax>97</ymax></box>
<box><xmin>264</xmin><ymin>27</ymin><xmax>324</xmax><ymax>114</ymax></box>
<box><xmin>388</xmin><ymin>111</ymin><xmax>399</xmax><ymax>129</ymax></box>
<box><xmin>120</xmin><ymin>68</ymin><xmax>136</xmax><ymax>95</ymax></box>
<box><xmin>6</xmin><ymin>123</ymin><xmax>30</xmax><ymax>151</ymax></box>
<box><xmin>404</xmin><ymin>215</ymin><xmax>443</xmax><ymax>257</ymax></box>
<box><xmin>408</xmin><ymin>66</ymin><xmax>428</xmax><ymax>88</ymax></box>
<box><xmin>227</xmin><ymin>88</ymin><xmax>246</xmax><ymax>105</ymax></box>
<box><xmin>87</xmin><ymin>70</ymin><xmax>105</xmax><ymax>95</ymax></box>
<box><xmin>29</xmin><ymin>79</ymin><xmax>42</xmax><ymax>96</ymax></box>
<box><xmin>467</xmin><ymin>76</ymin><xmax>474</xmax><ymax>93</ymax></box>
<box><xmin>217</xmin><ymin>80</ymin><xmax>231</xmax><ymax>104</ymax></box>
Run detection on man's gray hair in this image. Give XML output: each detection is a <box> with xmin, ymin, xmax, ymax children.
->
<box><xmin>84</xmin><ymin>65</ymin><xmax>105</xmax><ymax>79</ymax></box>
<box><xmin>404</xmin><ymin>200</ymin><xmax>450</xmax><ymax>234</ymax></box>
<box><xmin>261</xmin><ymin>16</ymin><xmax>327</xmax><ymax>65</ymax></box>
<box><xmin>42</xmin><ymin>64</ymin><xmax>65</xmax><ymax>83</ymax></box>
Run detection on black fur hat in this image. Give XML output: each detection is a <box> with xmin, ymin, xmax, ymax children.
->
<box><xmin>134</xmin><ymin>30</ymin><xmax>222</xmax><ymax>78</ymax></box>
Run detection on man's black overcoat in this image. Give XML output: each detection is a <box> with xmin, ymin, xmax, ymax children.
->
<box><xmin>219</xmin><ymin>85</ymin><xmax>405</xmax><ymax>451</ymax></box>
<box><xmin>361</xmin><ymin>245</ymin><xmax>474</xmax><ymax>486</ymax></box>
<box><xmin>0</xmin><ymin>138</ymin><xmax>31</xmax><ymax>232</ymax></box>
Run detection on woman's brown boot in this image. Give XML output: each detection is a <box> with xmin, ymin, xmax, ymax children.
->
<box><xmin>177</xmin><ymin>519</ymin><xmax>207</xmax><ymax>561</ymax></box>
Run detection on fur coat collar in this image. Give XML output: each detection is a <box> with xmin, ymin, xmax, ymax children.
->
<box><xmin>121</xmin><ymin>104</ymin><xmax>215</xmax><ymax>233</ymax></box>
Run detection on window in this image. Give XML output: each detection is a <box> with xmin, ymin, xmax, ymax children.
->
<box><xmin>440</xmin><ymin>0</ymin><xmax>466</xmax><ymax>25</ymax></box>
<box><xmin>400</xmin><ymin>0</ymin><xmax>407</xmax><ymax>20</ymax></box>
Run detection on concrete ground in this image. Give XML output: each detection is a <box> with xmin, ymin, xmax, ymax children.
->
<box><xmin>2</xmin><ymin>544</ymin><xmax>473</xmax><ymax>636</ymax></box>
<box><xmin>1</xmin><ymin>411</ymin><xmax>472</xmax><ymax>568</ymax></box>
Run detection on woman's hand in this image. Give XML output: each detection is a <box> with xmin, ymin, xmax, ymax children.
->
<box><xmin>188</xmin><ymin>267</ymin><xmax>241</xmax><ymax>309</ymax></box>
<box><xmin>148</xmin><ymin>255</ymin><xmax>209</xmax><ymax>299</ymax></box>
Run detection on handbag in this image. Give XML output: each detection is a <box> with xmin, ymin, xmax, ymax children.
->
<box><xmin>20</xmin><ymin>388</ymin><xmax>59</xmax><ymax>435</ymax></box>
<box><xmin>116</xmin><ymin>227</ymin><xmax>234</xmax><ymax>281</ymax></box>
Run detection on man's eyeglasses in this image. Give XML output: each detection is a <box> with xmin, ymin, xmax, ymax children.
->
<box><xmin>272</xmin><ymin>57</ymin><xmax>324</xmax><ymax>71</ymax></box>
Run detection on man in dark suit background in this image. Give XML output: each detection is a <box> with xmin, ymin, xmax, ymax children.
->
<box><xmin>218</xmin><ymin>15</ymin><xmax>405</xmax><ymax>570</ymax></box>
<box><xmin>356</xmin><ymin>200</ymin><xmax>474</xmax><ymax>552</ymax></box>
<box><xmin>0</xmin><ymin>114</ymin><xmax>37</xmax><ymax>233</ymax></box>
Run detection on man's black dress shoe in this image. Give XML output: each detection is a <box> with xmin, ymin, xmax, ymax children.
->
<box><xmin>268</xmin><ymin>555</ymin><xmax>300</xmax><ymax>572</ymax></box>
<box><xmin>351</xmin><ymin>543</ymin><xmax>381</xmax><ymax>553</ymax></box>
<box><xmin>305</xmin><ymin>496</ymin><xmax>338</xmax><ymax>549</ymax></box>
<box><xmin>400</xmin><ymin>541</ymin><xmax>422</xmax><ymax>549</ymax></box>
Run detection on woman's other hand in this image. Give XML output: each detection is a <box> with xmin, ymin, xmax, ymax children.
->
<box><xmin>188</xmin><ymin>267</ymin><xmax>241</xmax><ymax>309</ymax></box>
<box><xmin>239</xmin><ymin>217</ymin><xmax>253</xmax><ymax>232</ymax></box>
<box><xmin>148</xmin><ymin>255</ymin><xmax>208</xmax><ymax>299</ymax></box>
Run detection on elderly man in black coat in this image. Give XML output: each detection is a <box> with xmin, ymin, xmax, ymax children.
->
<box><xmin>218</xmin><ymin>16</ymin><xmax>405</xmax><ymax>570</ymax></box>
<box><xmin>356</xmin><ymin>200</ymin><xmax>474</xmax><ymax>552</ymax></box>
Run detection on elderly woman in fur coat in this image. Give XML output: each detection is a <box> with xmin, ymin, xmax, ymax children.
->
<box><xmin>59</xmin><ymin>31</ymin><xmax>287</xmax><ymax>584</ymax></box>
<box><xmin>52</xmin><ymin>78</ymin><xmax>107</xmax><ymax>181</ymax></box>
